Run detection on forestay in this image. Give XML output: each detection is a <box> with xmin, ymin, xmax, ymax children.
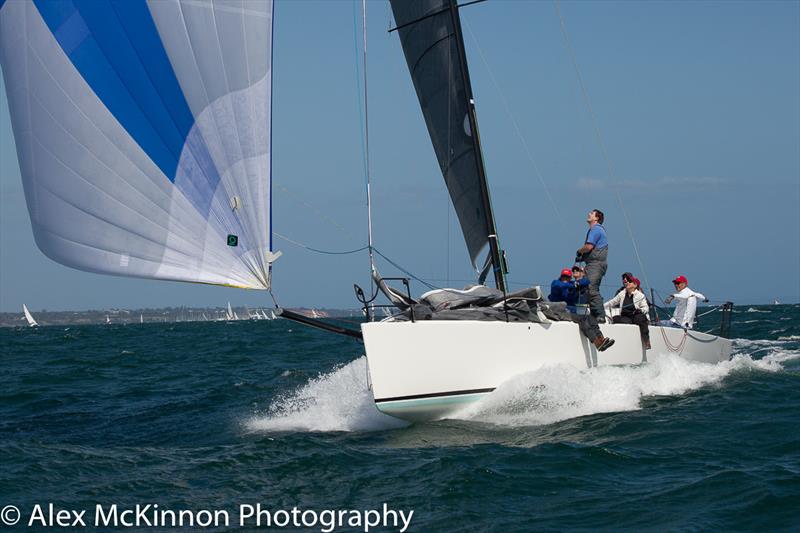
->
<box><xmin>0</xmin><ymin>0</ymin><xmax>275</xmax><ymax>289</ymax></box>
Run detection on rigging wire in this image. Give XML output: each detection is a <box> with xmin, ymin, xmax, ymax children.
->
<box><xmin>462</xmin><ymin>19</ymin><xmax>566</xmax><ymax>233</ymax></box>
<box><xmin>274</xmin><ymin>232</ymin><xmax>368</xmax><ymax>255</ymax></box>
<box><xmin>354</xmin><ymin>0</ymin><xmax>380</xmax><ymax>308</ymax></box>
<box><xmin>553</xmin><ymin>0</ymin><xmax>651</xmax><ymax>292</ymax></box>
<box><xmin>275</xmin><ymin>184</ymin><xmax>356</xmax><ymax>238</ymax></box>
<box><xmin>373</xmin><ymin>248</ymin><xmax>439</xmax><ymax>292</ymax></box>
<box><xmin>352</xmin><ymin>1</ymin><xmax>369</xmax><ymax>193</ymax></box>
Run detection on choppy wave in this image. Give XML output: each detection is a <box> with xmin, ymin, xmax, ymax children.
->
<box><xmin>245</xmin><ymin>357</ymin><xmax>407</xmax><ymax>433</ymax></box>
<box><xmin>747</xmin><ymin>307</ymin><xmax>770</xmax><ymax>313</ymax></box>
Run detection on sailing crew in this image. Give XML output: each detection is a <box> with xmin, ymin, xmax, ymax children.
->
<box><xmin>660</xmin><ymin>275</ymin><xmax>707</xmax><ymax>329</ymax></box>
<box><xmin>547</xmin><ymin>267</ymin><xmax>614</xmax><ymax>351</ymax></box>
<box><xmin>575</xmin><ymin>209</ymin><xmax>608</xmax><ymax>322</ymax></box>
<box><xmin>604</xmin><ymin>274</ymin><xmax>651</xmax><ymax>349</ymax></box>
<box><xmin>571</xmin><ymin>265</ymin><xmax>590</xmax><ymax>314</ymax></box>
<box><xmin>549</xmin><ymin>268</ymin><xmax>575</xmax><ymax>304</ymax></box>
<box><xmin>616</xmin><ymin>271</ymin><xmax>635</xmax><ymax>295</ymax></box>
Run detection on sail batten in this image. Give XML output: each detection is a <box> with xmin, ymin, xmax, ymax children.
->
<box><xmin>0</xmin><ymin>0</ymin><xmax>275</xmax><ymax>290</ymax></box>
<box><xmin>389</xmin><ymin>0</ymin><xmax>502</xmax><ymax>286</ymax></box>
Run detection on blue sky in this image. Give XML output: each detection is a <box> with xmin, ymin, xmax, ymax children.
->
<box><xmin>1</xmin><ymin>0</ymin><xmax>798</xmax><ymax>312</ymax></box>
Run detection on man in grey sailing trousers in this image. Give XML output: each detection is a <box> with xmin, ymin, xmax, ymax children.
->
<box><xmin>575</xmin><ymin>209</ymin><xmax>608</xmax><ymax>322</ymax></box>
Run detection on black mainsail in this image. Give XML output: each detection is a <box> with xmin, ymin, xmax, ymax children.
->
<box><xmin>390</xmin><ymin>0</ymin><xmax>506</xmax><ymax>291</ymax></box>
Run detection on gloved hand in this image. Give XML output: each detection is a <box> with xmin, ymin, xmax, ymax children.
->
<box><xmin>703</xmin><ymin>298</ymin><xmax>709</xmax><ymax>303</ymax></box>
<box><xmin>574</xmin><ymin>253</ymin><xmax>585</xmax><ymax>264</ymax></box>
<box><xmin>664</xmin><ymin>295</ymin><xmax>674</xmax><ymax>304</ymax></box>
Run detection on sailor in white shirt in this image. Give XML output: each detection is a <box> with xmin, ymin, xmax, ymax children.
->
<box><xmin>660</xmin><ymin>275</ymin><xmax>707</xmax><ymax>329</ymax></box>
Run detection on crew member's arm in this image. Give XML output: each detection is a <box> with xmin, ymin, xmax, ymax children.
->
<box><xmin>637</xmin><ymin>292</ymin><xmax>649</xmax><ymax>316</ymax></box>
<box><xmin>604</xmin><ymin>290</ymin><xmax>622</xmax><ymax>313</ymax></box>
<box><xmin>576</xmin><ymin>243</ymin><xmax>594</xmax><ymax>255</ymax></box>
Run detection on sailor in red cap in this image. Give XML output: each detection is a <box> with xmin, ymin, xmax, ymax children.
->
<box><xmin>551</xmin><ymin>267</ymin><xmax>614</xmax><ymax>351</ymax></box>
<box><xmin>548</xmin><ymin>268</ymin><xmax>575</xmax><ymax>306</ymax></box>
<box><xmin>661</xmin><ymin>275</ymin><xmax>708</xmax><ymax>329</ymax></box>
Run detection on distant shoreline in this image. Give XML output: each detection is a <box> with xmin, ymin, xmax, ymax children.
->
<box><xmin>2</xmin><ymin>303</ymin><xmax>796</xmax><ymax>328</ymax></box>
<box><xmin>0</xmin><ymin>307</ymin><xmax>362</xmax><ymax>327</ymax></box>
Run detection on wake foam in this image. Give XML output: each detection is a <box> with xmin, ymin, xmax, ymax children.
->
<box><xmin>453</xmin><ymin>350</ymin><xmax>799</xmax><ymax>427</ymax></box>
<box><xmin>245</xmin><ymin>357</ymin><xmax>407</xmax><ymax>433</ymax></box>
<box><xmin>245</xmin><ymin>338</ymin><xmax>799</xmax><ymax>432</ymax></box>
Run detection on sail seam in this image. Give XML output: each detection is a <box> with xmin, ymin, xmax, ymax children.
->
<box><xmin>25</xmin><ymin>53</ymin><xmax>204</xmax><ymax>240</ymax></box>
<box><xmin>23</xmin><ymin>100</ymin><xmax>198</xmax><ymax>243</ymax></box>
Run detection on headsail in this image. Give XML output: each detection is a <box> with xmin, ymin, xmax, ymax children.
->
<box><xmin>389</xmin><ymin>0</ymin><xmax>503</xmax><ymax>287</ymax></box>
<box><xmin>0</xmin><ymin>0</ymin><xmax>275</xmax><ymax>290</ymax></box>
<box><xmin>22</xmin><ymin>304</ymin><xmax>38</xmax><ymax>327</ymax></box>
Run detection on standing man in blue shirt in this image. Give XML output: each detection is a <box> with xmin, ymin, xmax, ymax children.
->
<box><xmin>575</xmin><ymin>209</ymin><xmax>608</xmax><ymax>322</ymax></box>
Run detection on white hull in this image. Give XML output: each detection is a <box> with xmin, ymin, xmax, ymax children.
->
<box><xmin>362</xmin><ymin>320</ymin><xmax>731</xmax><ymax>422</ymax></box>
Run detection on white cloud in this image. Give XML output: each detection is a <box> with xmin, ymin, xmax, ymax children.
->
<box><xmin>574</xmin><ymin>176</ymin><xmax>727</xmax><ymax>191</ymax></box>
<box><xmin>575</xmin><ymin>177</ymin><xmax>606</xmax><ymax>190</ymax></box>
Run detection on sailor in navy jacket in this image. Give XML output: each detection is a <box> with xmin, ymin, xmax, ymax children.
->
<box><xmin>549</xmin><ymin>268</ymin><xmax>575</xmax><ymax>305</ymax></box>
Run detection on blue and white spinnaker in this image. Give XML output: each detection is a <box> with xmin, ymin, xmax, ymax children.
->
<box><xmin>0</xmin><ymin>0</ymin><xmax>275</xmax><ymax>289</ymax></box>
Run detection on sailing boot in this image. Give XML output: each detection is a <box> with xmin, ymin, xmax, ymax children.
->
<box><xmin>593</xmin><ymin>336</ymin><xmax>615</xmax><ymax>352</ymax></box>
<box><xmin>643</xmin><ymin>338</ymin><xmax>652</xmax><ymax>350</ymax></box>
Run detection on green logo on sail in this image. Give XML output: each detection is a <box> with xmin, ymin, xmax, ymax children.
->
<box><xmin>227</xmin><ymin>234</ymin><xmax>238</xmax><ymax>247</ymax></box>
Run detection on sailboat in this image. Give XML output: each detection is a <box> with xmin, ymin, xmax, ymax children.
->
<box><xmin>22</xmin><ymin>304</ymin><xmax>38</xmax><ymax>327</ymax></box>
<box><xmin>355</xmin><ymin>1</ymin><xmax>734</xmax><ymax>420</ymax></box>
<box><xmin>0</xmin><ymin>0</ymin><xmax>731</xmax><ymax>423</ymax></box>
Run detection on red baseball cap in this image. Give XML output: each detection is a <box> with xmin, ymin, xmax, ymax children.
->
<box><xmin>672</xmin><ymin>275</ymin><xmax>688</xmax><ymax>284</ymax></box>
<box><xmin>561</xmin><ymin>268</ymin><xmax>572</xmax><ymax>277</ymax></box>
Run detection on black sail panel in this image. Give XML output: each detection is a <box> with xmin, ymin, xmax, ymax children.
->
<box><xmin>390</xmin><ymin>0</ymin><xmax>492</xmax><ymax>268</ymax></box>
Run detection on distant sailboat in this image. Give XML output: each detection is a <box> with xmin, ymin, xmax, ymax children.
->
<box><xmin>22</xmin><ymin>304</ymin><xmax>38</xmax><ymax>327</ymax></box>
<box><xmin>140</xmin><ymin>313</ymin><xmax>144</xmax><ymax>324</ymax></box>
<box><xmin>105</xmin><ymin>314</ymin><xmax>111</xmax><ymax>325</ymax></box>
<box><xmin>773</xmin><ymin>299</ymin><xmax>780</xmax><ymax>305</ymax></box>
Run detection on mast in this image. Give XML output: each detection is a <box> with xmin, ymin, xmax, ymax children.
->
<box><xmin>446</xmin><ymin>0</ymin><xmax>505</xmax><ymax>291</ymax></box>
<box><xmin>361</xmin><ymin>0</ymin><xmax>377</xmax><ymax>276</ymax></box>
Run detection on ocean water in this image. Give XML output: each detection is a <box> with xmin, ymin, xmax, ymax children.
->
<box><xmin>1</xmin><ymin>305</ymin><xmax>799</xmax><ymax>532</ymax></box>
